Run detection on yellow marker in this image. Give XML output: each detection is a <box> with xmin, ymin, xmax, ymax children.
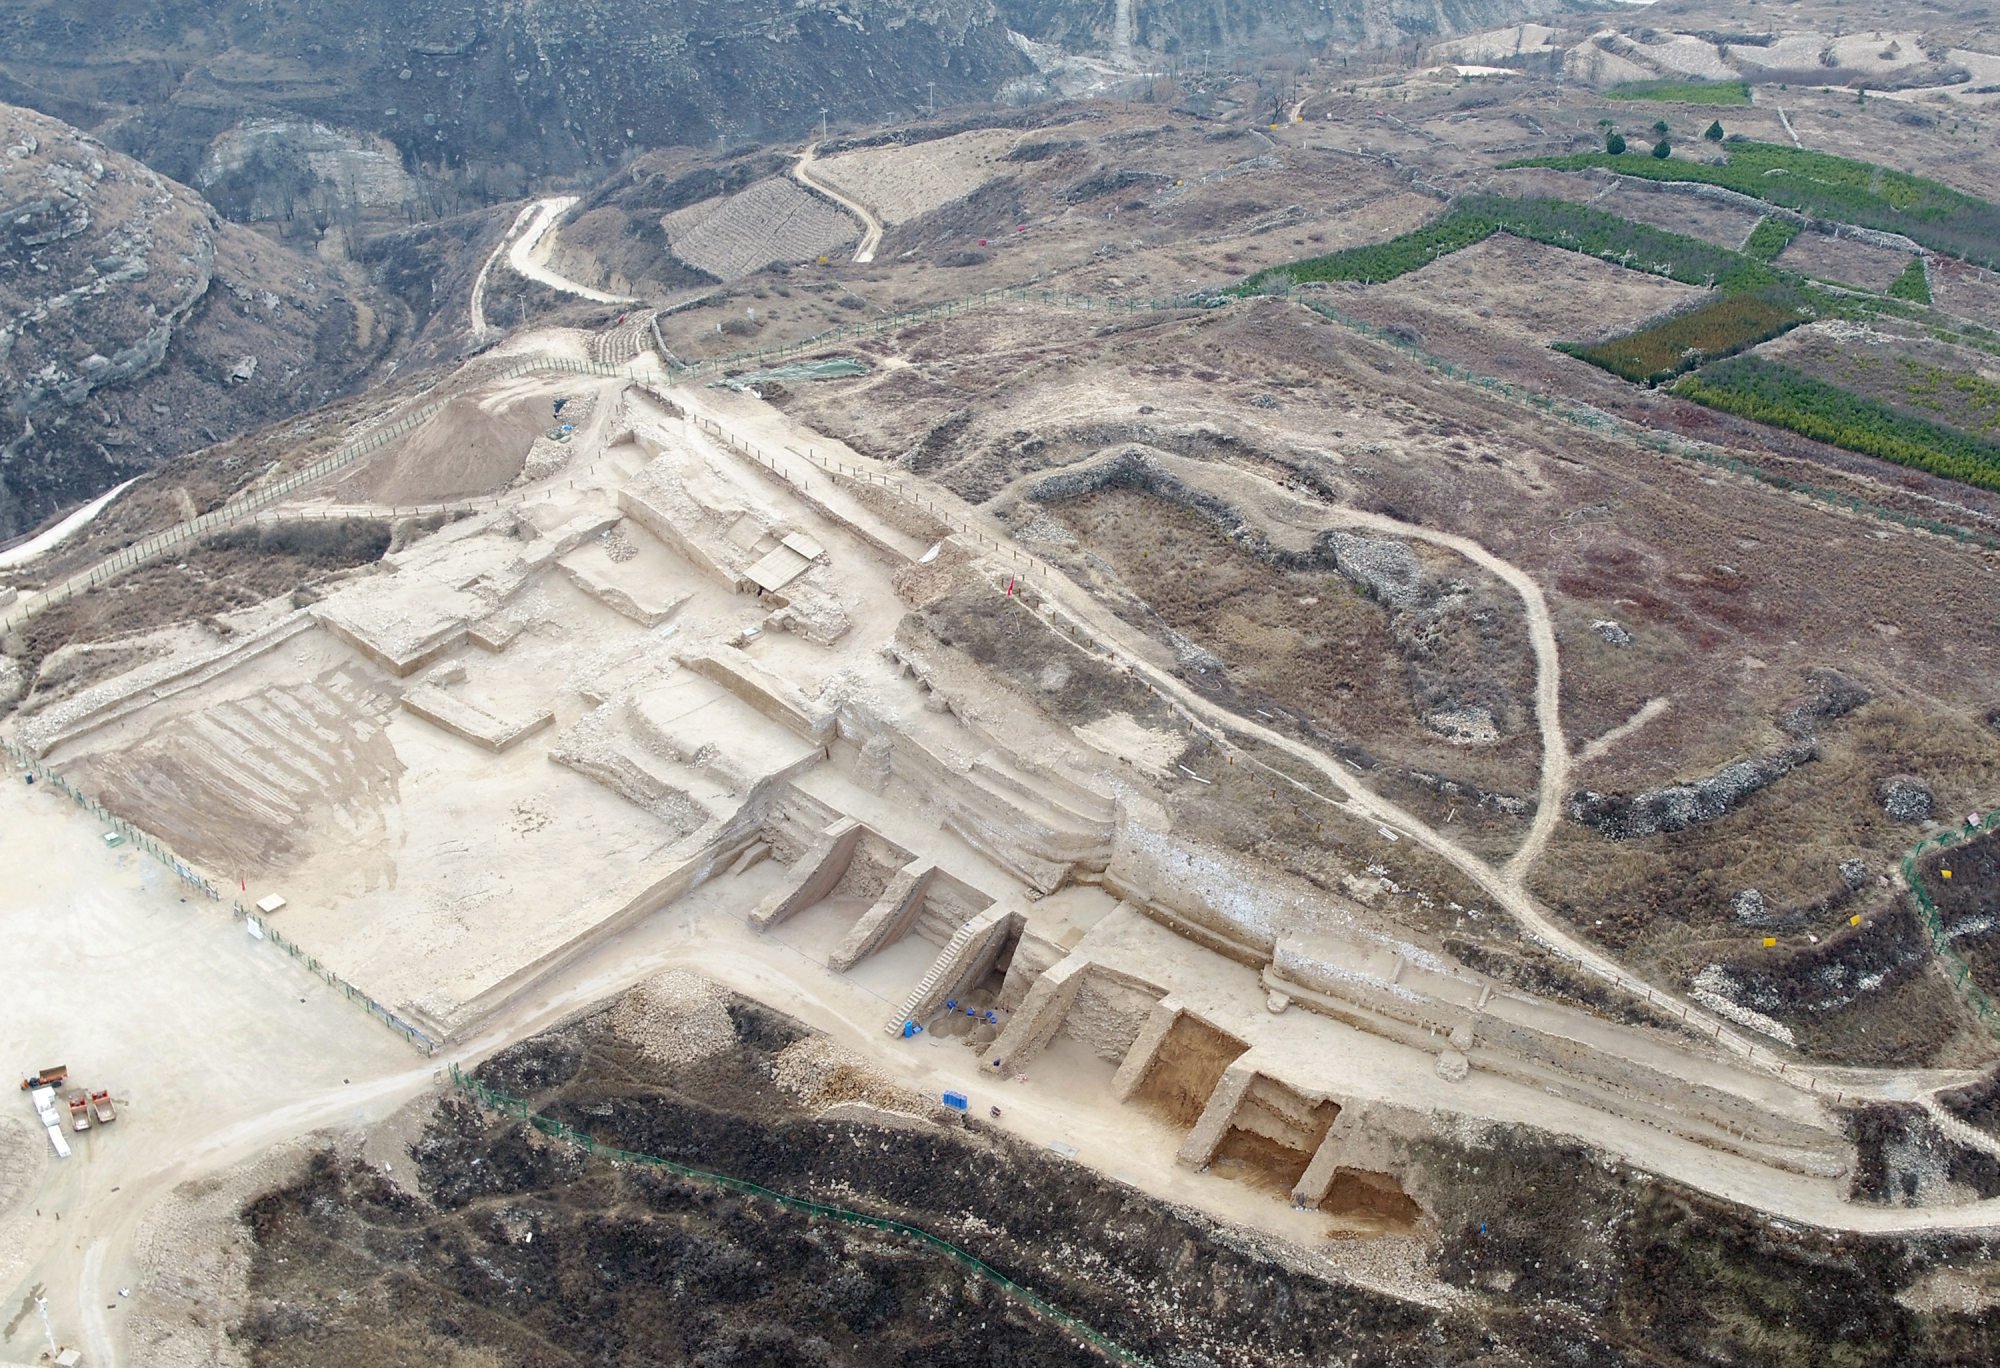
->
<box><xmin>1943</xmin><ymin>869</ymin><xmax>1953</xmax><ymax>879</ymax></box>
<box><xmin>1762</xmin><ymin>937</ymin><xmax>1777</xmax><ymax>948</ymax></box>
<box><xmin>1851</xmin><ymin>915</ymin><xmax>1863</xmax><ymax>926</ymax></box>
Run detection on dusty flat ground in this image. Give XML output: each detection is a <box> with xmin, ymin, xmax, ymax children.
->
<box><xmin>0</xmin><ymin>767</ymin><xmax>419</xmax><ymax>1368</ymax></box>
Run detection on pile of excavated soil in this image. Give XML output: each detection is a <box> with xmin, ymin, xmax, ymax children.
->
<box><xmin>347</xmin><ymin>395</ymin><xmax>546</xmax><ymax>504</ymax></box>
<box><xmin>608</xmin><ymin>967</ymin><xmax>737</xmax><ymax>1069</ymax></box>
<box><xmin>770</xmin><ymin>1033</ymin><xmax>931</xmax><ymax>1114</ymax></box>
<box><xmin>124</xmin><ymin>1137</ymin><xmax>323</xmax><ymax>1368</ymax></box>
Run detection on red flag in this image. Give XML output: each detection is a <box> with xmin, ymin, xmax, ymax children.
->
<box><xmin>1006</xmin><ymin>577</ymin><xmax>1016</xmax><ymax>596</ymax></box>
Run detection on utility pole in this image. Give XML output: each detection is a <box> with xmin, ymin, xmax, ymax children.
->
<box><xmin>928</xmin><ymin>81</ymin><xmax>936</xmax><ymax>118</ymax></box>
<box><xmin>819</xmin><ymin>108</ymin><xmax>828</xmax><ymax>141</ymax></box>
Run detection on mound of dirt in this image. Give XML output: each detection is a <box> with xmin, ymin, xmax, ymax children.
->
<box><xmin>608</xmin><ymin>967</ymin><xmax>738</xmax><ymax>1070</ymax></box>
<box><xmin>1567</xmin><ymin>741</ymin><xmax>1818</xmax><ymax>840</ymax></box>
<box><xmin>349</xmin><ymin>394</ymin><xmax>548</xmax><ymax>504</ymax></box>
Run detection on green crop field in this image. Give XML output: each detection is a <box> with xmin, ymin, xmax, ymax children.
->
<box><xmin>1742</xmin><ymin>216</ymin><xmax>1803</xmax><ymax>262</ymax></box>
<box><xmin>1888</xmin><ymin>256</ymin><xmax>1933</xmax><ymax>304</ymax></box>
<box><xmin>1676</xmin><ymin>356</ymin><xmax>2000</xmax><ymax>492</ymax></box>
<box><xmin>1606</xmin><ymin>79</ymin><xmax>1751</xmax><ymax>105</ymax></box>
<box><xmin>1251</xmin><ymin>195</ymin><xmax>1780</xmax><ymax>292</ymax></box>
<box><xmin>1562</xmin><ymin>288</ymin><xmax>1810</xmax><ymax>385</ymax></box>
<box><xmin>1506</xmin><ymin>142</ymin><xmax>2000</xmax><ymax>268</ymax></box>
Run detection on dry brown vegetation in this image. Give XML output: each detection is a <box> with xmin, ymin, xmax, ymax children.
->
<box><xmin>8</xmin><ymin>519</ymin><xmax>391</xmax><ymax>687</ymax></box>
<box><xmin>777</xmin><ymin>281</ymin><xmax>2000</xmax><ymax>1063</ymax></box>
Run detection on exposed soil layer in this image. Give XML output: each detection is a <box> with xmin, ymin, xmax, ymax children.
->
<box><xmin>233</xmin><ymin>993</ymin><xmax>2000</xmax><ymax>1367</ymax></box>
<box><xmin>1131</xmin><ymin>1012</ymin><xmax>1248</xmax><ymax>1129</ymax></box>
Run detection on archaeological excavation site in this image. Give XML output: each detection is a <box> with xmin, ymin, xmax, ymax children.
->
<box><xmin>7</xmin><ymin>1</ymin><xmax>2000</xmax><ymax>1363</ymax></box>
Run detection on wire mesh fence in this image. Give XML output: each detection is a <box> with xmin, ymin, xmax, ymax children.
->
<box><xmin>3</xmin><ymin>737</ymin><xmax>222</xmax><ymax>900</ymax></box>
<box><xmin>1902</xmin><ymin>811</ymin><xmax>2000</xmax><ymax>1033</ymax></box>
<box><xmin>0</xmin><ymin>286</ymin><xmax>1222</xmax><ymax>636</ymax></box>
<box><xmin>249</xmin><ymin>914</ymin><xmax>438</xmax><ymax>1054</ymax></box>
<box><xmin>449</xmin><ymin>1064</ymin><xmax>1156</xmax><ymax>1367</ymax></box>
<box><xmin>4</xmin><ymin>736</ymin><xmax>438</xmax><ymax>1055</ymax></box>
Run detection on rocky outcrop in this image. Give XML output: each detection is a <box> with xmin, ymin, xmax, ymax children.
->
<box><xmin>196</xmin><ymin>118</ymin><xmax>419</xmax><ymax>223</ymax></box>
<box><xmin>0</xmin><ymin>102</ymin><xmax>404</xmax><ymax>539</ymax></box>
<box><xmin>1568</xmin><ymin>741</ymin><xmax>1818</xmax><ymax>840</ymax></box>
<box><xmin>1326</xmin><ymin>531</ymin><xmax>1424</xmax><ymax>608</ymax></box>
<box><xmin>1000</xmin><ymin>0</ymin><xmax>1575</xmax><ymax>57</ymax></box>
<box><xmin>0</xmin><ymin>0</ymin><xmax>1033</xmax><ymax>195</ymax></box>
<box><xmin>1780</xmin><ymin>668</ymin><xmax>1873</xmax><ymax>738</ymax></box>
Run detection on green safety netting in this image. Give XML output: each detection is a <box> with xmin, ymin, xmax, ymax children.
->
<box><xmin>450</xmin><ymin>1065</ymin><xmax>1156</xmax><ymax>1367</ymax></box>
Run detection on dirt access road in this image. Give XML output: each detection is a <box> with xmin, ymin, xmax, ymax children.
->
<box><xmin>470</xmin><ymin>197</ymin><xmax>636</xmax><ymax>339</ymax></box>
<box><xmin>10</xmin><ymin>765</ymin><xmax>1997</xmax><ymax>1368</ymax></box>
<box><xmin>0</xmin><ymin>768</ymin><xmax>1379</xmax><ymax>1366</ymax></box>
<box><xmin>793</xmin><ymin>144</ymin><xmax>882</xmax><ymax>264</ymax></box>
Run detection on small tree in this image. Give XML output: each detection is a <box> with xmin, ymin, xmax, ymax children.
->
<box><xmin>1652</xmin><ymin>138</ymin><xmax>1672</xmax><ymax>159</ymax></box>
<box><xmin>1705</xmin><ymin>119</ymin><xmax>1725</xmax><ymax>141</ymax></box>
<box><xmin>1606</xmin><ymin>130</ymin><xmax>1626</xmax><ymax>154</ymax></box>
<box><xmin>1652</xmin><ymin>119</ymin><xmax>1670</xmax><ymax>137</ymax></box>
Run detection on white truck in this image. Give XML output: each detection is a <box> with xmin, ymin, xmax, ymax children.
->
<box><xmin>29</xmin><ymin>1087</ymin><xmax>71</xmax><ymax>1159</ymax></box>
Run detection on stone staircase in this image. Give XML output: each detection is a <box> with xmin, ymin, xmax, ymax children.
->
<box><xmin>912</xmin><ymin>904</ymin><xmax>964</xmax><ymax>948</ymax></box>
<box><xmin>881</xmin><ymin>907</ymin><xmax>1021</xmax><ymax>1036</ymax></box>
<box><xmin>884</xmin><ymin>918</ymin><xmax>986</xmax><ymax>1035</ymax></box>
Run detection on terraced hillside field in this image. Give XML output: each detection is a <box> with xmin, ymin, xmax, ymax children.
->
<box><xmin>815</xmin><ymin>128</ymin><xmax>1025</xmax><ymax>224</ymax></box>
<box><xmin>663</xmin><ymin>178</ymin><xmax>859</xmax><ymax>280</ymax></box>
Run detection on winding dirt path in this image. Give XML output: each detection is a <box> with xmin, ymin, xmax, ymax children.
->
<box><xmin>1577</xmin><ymin>696</ymin><xmax>1671</xmax><ymax>766</ymax></box>
<box><xmin>506</xmin><ymin>196</ymin><xmax>637</xmax><ymax>305</ymax></box>
<box><xmin>470</xmin><ymin>197</ymin><xmax>636</xmax><ymax>341</ymax></box>
<box><xmin>467</xmin><ymin>201</ymin><xmax>541</xmax><ymax>339</ymax></box>
<box><xmin>675</xmin><ymin>385</ymin><xmax>1998</xmax><ymax>1120</ymax></box>
<box><xmin>792</xmin><ymin>144</ymin><xmax>883</xmax><ymax>264</ymax></box>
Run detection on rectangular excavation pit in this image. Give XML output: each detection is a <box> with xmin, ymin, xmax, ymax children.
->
<box><xmin>1054</xmin><ymin>968</ymin><xmax>1168</xmax><ymax>1064</ymax></box>
<box><xmin>1207</xmin><ymin>1077</ymin><xmax>1342</xmax><ymax>1198</ymax></box>
<box><xmin>751</xmin><ymin>819</ymin><xmax>916</xmax><ymax>965</ymax></box>
<box><xmin>899</xmin><ymin>908</ymin><xmax>1029</xmax><ymax>1040</ymax></box>
<box><xmin>556</xmin><ymin>525</ymin><xmax>699</xmax><ymax>627</ymax></box>
<box><xmin>830</xmin><ymin>865</ymin><xmax>996</xmax><ymax>972</ymax></box>
<box><xmin>1320</xmin><ymin>1168</ymin><xmax>1425</xmax><ymax>1237</ymax></box>
<box><xmin>1129</xmin><ymin>1012</ymin><xmax>1251</xmax><ymax>1130</ymax></box>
